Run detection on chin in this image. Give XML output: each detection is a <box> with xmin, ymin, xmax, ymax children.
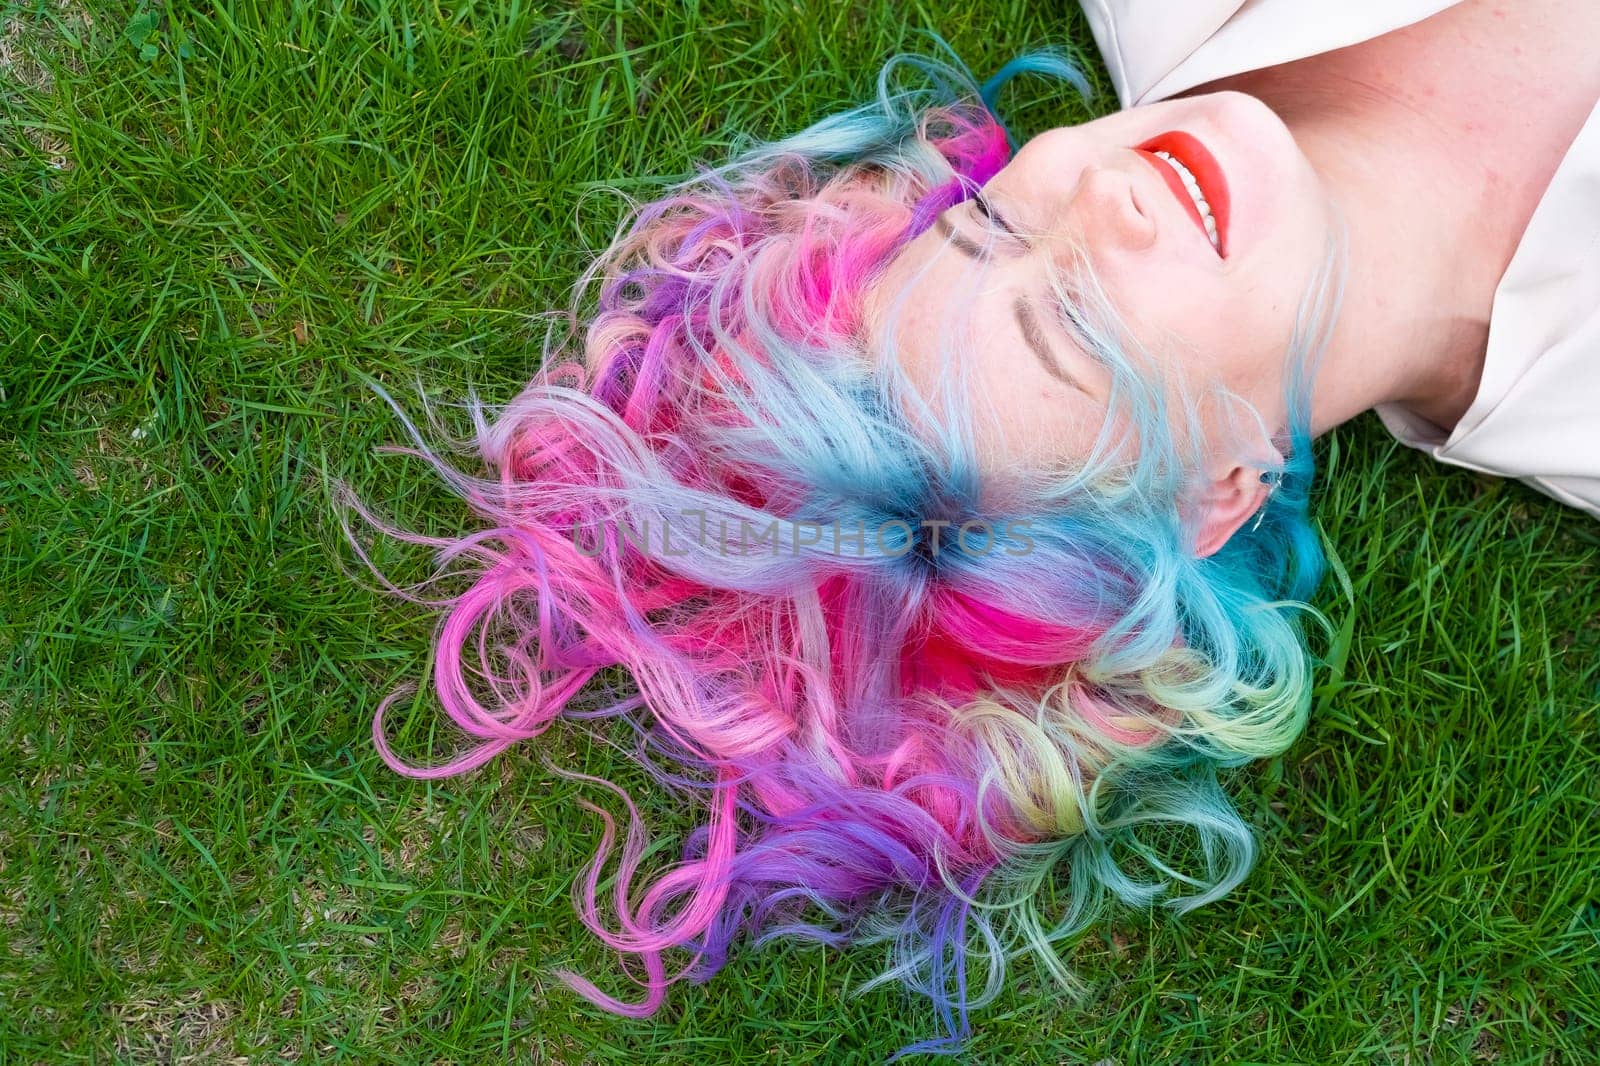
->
<box><xmin>1173</xmin><ymin>90</ymin><xmax>1316</xmax><ymax>263</ymax></box>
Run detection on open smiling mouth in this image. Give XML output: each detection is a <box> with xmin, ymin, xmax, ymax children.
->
<box><xmin>1135</xmin><ymin>132</ymin><xmax>1232</xmax><ymax>258</ymax></box>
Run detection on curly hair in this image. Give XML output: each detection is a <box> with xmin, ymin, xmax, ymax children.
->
<box><xmin>347</xmin><ymin>50</ymin><xmax>1334</xmax><ymax>1055</ymax></box>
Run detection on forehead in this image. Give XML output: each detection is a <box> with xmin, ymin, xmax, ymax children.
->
<box><xmin>863</xmin><ymin>209</ymin><xmax>1111</xmax><ymax>475</ymax></box>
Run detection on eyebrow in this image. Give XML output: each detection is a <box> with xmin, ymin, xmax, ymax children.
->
<box><xmin>932</xmin><ymin>214</ymin><xmax>988</xmax><ymax>260</ymax></box>
<box><xmin>1014</xmin><ymin>297</ymin><xmax>1088</xmax><ymax>394</ymax></box>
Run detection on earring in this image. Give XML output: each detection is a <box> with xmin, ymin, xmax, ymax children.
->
<box><xmin>1250</xmin><ymin>470</ymin><xmax>1283</xmax><ymax>533</ymax></box>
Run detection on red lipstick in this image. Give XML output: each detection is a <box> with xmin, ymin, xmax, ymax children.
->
<box><xmin>1134</xmin><ymin>131</ymin><xmax>1232</xmax><ymax>257</ymax></box>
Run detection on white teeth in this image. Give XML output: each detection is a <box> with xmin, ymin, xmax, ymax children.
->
<box><xmin>1153</xmin><ymin>150</ymin><xmax>1220</xmax><ymax>250</ymax></box>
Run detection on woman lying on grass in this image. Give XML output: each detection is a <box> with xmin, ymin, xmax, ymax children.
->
<box><xmin>352</xmin><ymin>0</ymin><xmax>1600</xmax><ymax>1052</ymax></box>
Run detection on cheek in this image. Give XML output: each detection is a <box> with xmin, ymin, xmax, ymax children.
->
<box><xmin>1087</xmin><ymin>256</ymin><xmax>1216</xmax><ymax>356</ymax></box>
<box><xmin>1086</xmin><ymin>254</ymin><xmax>1280</xmax><ymax>406</ymax></box>
<box><xmin>978</xmin><ymin>372</ymin><xmax>1105</xmax><ymax>469</ymax></box>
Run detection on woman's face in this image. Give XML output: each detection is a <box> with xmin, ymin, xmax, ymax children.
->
<box><xmin>868</xmin><ymin>91</ymin><xmax>1336</xmax><ymax>474</ymax></box>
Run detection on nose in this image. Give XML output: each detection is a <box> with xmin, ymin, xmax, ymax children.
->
<box><xmin>1066</xmin><ymin>166</ymin><xmax>1157</xmax><ymax>252</ymax></box>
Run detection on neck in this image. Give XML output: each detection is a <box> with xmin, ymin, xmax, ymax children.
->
<box><xmin>1278</xmin><ymin>82</ymin><xmax>1501</xmax><ymax>439</ymax></box>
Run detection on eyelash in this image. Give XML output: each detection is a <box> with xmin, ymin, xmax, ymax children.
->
<box><xmin>970</xmin><ymin>191</ymin><xmax>1017</xmax><ymax>237</ymax></box>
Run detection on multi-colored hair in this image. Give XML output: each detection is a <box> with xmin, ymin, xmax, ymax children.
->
<box><xmin>347</xmin><ymin>50</ymin><xmax>1336</xmax><ymax>1055</ymax></box>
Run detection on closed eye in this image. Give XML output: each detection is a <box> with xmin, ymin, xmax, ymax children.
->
<box><xmin>931</xmin><ymin>190</ymin><xmax>1032</xmax><ymax>261</ymax></box>
<box><xmin>971</xmin><ymin>191</ymin><xmax>1025</xmax><ymax>245</ymax></box>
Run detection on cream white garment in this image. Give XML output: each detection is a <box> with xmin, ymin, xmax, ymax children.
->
<box><xmin>1080</xmin><ymin>0</ymin><xmax>1600</xmax><ymax>519</ymax></box>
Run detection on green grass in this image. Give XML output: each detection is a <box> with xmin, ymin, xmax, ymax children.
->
<box><xmin>2</xmin><ymin>1</ymin><xmax>1597</xmax><ymax>1062</ymax></box>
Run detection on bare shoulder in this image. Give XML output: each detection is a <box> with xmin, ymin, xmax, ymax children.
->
<box><xmin>1453</xmin><ymin>0</ymin><xmax>1600</xmax><ymax>37</ymax></box>
<box><xmin>1361</xmin><ymin>0</ymin><xmax>1600</xmax><ymax>177</ymax></box>
<box><xmin>1380</xmin><ymin>0</ymin><xmax>1600</xmax><ymax>93</ymax></box>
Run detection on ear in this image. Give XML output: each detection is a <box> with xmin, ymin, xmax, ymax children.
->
<box><xmin>1191</xmin><ymin>461</ymin><xmax>1275</xmax><ymax>558</ymax></box>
